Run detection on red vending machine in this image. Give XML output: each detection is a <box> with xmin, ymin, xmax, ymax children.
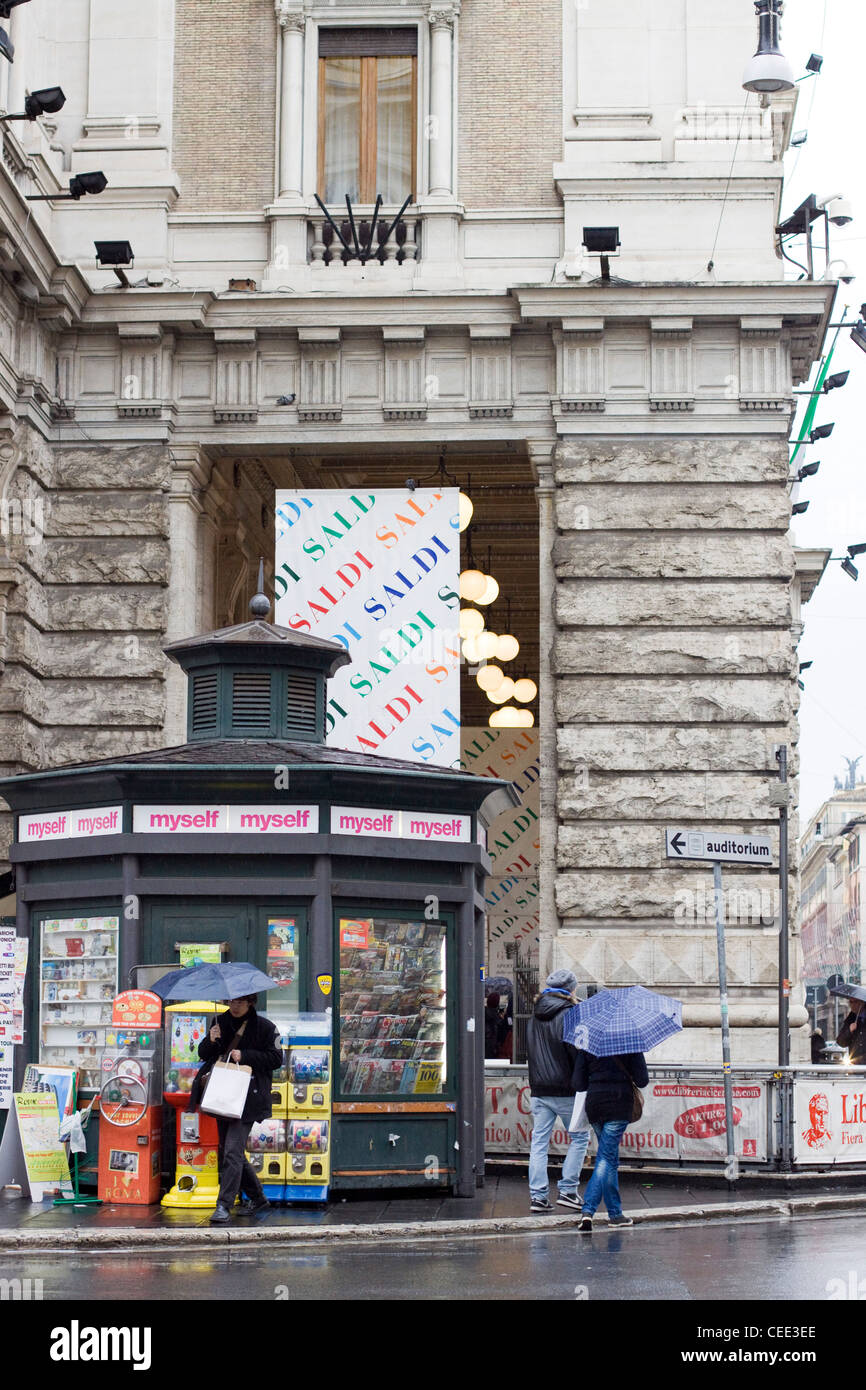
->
<box><xmin>97</xmin><ymin>991</ymin><xmax>164</xmax><ymax>1204</ymax></box>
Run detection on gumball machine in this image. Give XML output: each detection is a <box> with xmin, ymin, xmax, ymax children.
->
<box><xmin>161</xmin><ymin>1001</ymin><xmax>226</xmax><ymax>1209</ymax></box>
<box><xmin>97</xmin><ymin>990</ymin><xmax>164</xmax><ymax>1205</ymax></box>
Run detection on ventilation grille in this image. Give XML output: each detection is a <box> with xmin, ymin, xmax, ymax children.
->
<box><xmin>231</xmin><ymin>672</ymin><xmax>272</xmax><ymax>732</ymax></box>
<box><xmin>191</xmin><ymin>672</ymin><xmax>218</xmax><ymax>734</ymax></box>
<box><xmin>286</xmin><ymin>670</ymin><xmax>318</xmax><ymax>737</ymax></box>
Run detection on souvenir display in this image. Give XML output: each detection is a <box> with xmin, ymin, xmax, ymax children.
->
<box><xmin>38</xmin><ymin>917</ymin><xmax>119</xmax><ymax>1091</ymax></box>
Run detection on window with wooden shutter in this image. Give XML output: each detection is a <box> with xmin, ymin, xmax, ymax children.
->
<box><xmin>318</xmin><ymin>28</ymin><xmax>417</xmax><ymax>205</ymax></box>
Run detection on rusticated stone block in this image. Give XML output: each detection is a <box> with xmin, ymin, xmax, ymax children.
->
<box><xmin>53</xmin><ymin>446</ymin><xmax>171</xmax><ymax>491</ymax></box>
<box><xmin>557</xmin><ymin>770</ymin><xmax>792</xmax><ymax>821</ymax></box>
<box><xmin>30</xmin><ymin>540</ymin><xmax>168</xmax><ymax>586</ymax></box>
<box><xmin>555</xmin><ymin>628</ymin><xmax>793</xmax><ymax>676</ymax></box>
<box><xmin>553</xmin><ymin>533</ymin><xmax>793</xmax><ymax>581</ymax></box>
<box><xmin>556</xmin><ymin>677</ymin><xmax>793</xmax><ymax>725</ymax></box>
<box><xmin>554</xmin><ymin>437</ymin><xmax>788</xmax><ymax>486</ymax></box>
<box><xmin>556</xmin><ymin>724</ymin><xmax>796</xmax><ymax>773</ymax></box>
<box><xmin>46</xmin><ymin>586</ymin><xmax>167</xmax><ymax>632</ymax></box>
<box><xmin>556</xmin><ymin>579</ymin><xmax>791</xmax><ymax>627</ymax></box>
<box><xmin>48</xmin><ymin>493</ymin><xmax>169</xmax><ymax>538</ymax></box>
<box><xmin>555</xmin><ymin>484</ymin><xmax>790</xmax><ymax>532</ymax></box>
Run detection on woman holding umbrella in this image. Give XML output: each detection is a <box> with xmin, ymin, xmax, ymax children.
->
<box><xmin>834</xmin><ymin>984</ymin><xmax>866</xmax><ymax>1064</ymax></box>
<box><xmin>563</xmin><ymin>984</ymin><xmax>681</xmax><ymax>1233</ymax></box>
<box><xmin>195</xmin><ymin>993</ymin><xmax>283</xmax><ymax>1224</ymax></box>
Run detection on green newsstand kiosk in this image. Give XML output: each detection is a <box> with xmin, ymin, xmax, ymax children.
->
<box><xmin>0</xmin><ymin>586</ymin><xmax>517</xmax><ymax>1196</ymax></box>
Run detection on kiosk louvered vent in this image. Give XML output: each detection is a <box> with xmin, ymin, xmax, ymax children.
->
<box><xmin>191</xmin><ymin>672</ymin><xmax>218</xmax><ymax>734</ymax></box>
<box><xmin>286</xmin><ymin>670</ymin><xmax>318</xmax><ymax>736</ymax></box>
<box><xmin>231</xmin><ymin>671</ymin><xmax>272</xmax><ymax>732</ymax></box>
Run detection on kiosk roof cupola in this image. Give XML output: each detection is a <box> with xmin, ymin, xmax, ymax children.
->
<box><xmin>164</xmin><ymin>559</ymin><xmax>350</xmax><ymax>744</ymax></box>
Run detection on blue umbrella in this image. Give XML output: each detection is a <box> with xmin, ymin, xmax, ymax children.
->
<box><xmin>562</xmin><ymin>985</ymin><xmax>682</xmax><ymax>1056</ymax></box>
<box><xmin>151</xmin><ymin>961</ymin><xmax>278</xmax><ymax>1002</ymax></box>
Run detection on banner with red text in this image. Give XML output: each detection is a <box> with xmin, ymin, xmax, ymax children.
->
<box><xmin>485</xmin><ymin>1071</ymin><xmax>769</xmax><ymax>1161</ymax></box>
<box><xmin>275</xmin><ymin>489</ymin><xmax>460</xmax><ymax>766</ymax></box>
<box><xmin>794</xmin><ymin>1078</ymin><xmax>866</xmax><ymax>1164</ymax></box>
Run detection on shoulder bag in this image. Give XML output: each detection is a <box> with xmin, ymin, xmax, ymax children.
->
<box><xmin>615</xmin><ymin>1058</ymin><xmax>645</xmax><ymax>1123</ymax></box>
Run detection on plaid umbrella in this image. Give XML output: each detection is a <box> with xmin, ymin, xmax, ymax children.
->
<box><xmin>562</xmin><ymin>985</ymin><xmax>683</xmax><ymax>1057</ymax></box>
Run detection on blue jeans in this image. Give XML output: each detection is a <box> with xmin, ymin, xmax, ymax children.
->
<box><xmin>581</xmin><ymin>1120</ymin><xmax>628</xmax><ymax>1218</ymax></box>
<box><xmin>529</xmin><ymin>1096</ymin><xmax>590</xmax><ymax>1200</ymax></box>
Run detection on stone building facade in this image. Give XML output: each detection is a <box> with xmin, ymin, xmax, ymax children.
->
<box><xmin>0</xmin><ymin>0</ymin><xmax>834</xmax><ymax>1061</ymax></box>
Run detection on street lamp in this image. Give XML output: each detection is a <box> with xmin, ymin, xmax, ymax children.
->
<box><xmin>742</xmin><ymin>0</ymin><xmax>795</xmax><ymax>94</ymax></box>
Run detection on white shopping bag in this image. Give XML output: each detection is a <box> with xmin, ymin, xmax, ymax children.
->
<box><xmin>569</xmin><ymin>1091</ymin><xmax>588</xmax><ymax>1133</ymax></box>
<box><xmin>201</xmin><ymin>1060</ymin><xmax>252</xmax><ymax>1119</ymax></box>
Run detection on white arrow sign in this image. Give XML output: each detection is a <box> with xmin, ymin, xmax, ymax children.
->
<box><xmin>665</xmin><ymin>829</ymin><xmax>774</xmax><ymax>867</ymax></box>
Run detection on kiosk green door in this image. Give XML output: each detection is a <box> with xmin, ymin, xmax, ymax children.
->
<box><xmin>145</xmin><ymin>901</ymin><xmax>259</xmax><ymax>980</ymax></box>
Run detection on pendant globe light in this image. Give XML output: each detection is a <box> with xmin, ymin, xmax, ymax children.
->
<box><xmin>476</xmin><ymin>630</ymin><xmax>499</xmax><ymax>660</ymax></box>
<box><xmin>496</xmin><ymin>632</ymin><xmax>519</xmax><ymax>662</ymax></box>
<box><xmin>489</xmin><ymin>707</ymin><xmax>534</xmax><ymax>729</ymax></box>
<box><xmin>477</xmin><ymin>663</ymin><xmax>505</xmax><ymax>693</ymax></box>
<box><xmin>513</xmin><ymin>677</ymin><xmax>538</xmax><ymax>704</ymax></box>
<box><xmin>476</xmin><ymin>574</ymin><xmax>499</xmax><ymax>606</ymax></box>
<box><xmin>459</xmin><ymin>607</ymin><xmax>484</xmax><ymax>639</ymax></box>
<box><xmin>460</xmin><ymin>568</ymin><xmax>486</xmax><ymax>602</ymax></box>
<box><xmin>487</xmin><ymin>676</ymin><xmax>515</xmax><ymax>704</ymax></box>
<box><xmin>458</xmin><ymin>491</ymin><xmax>473</xmax><ymax>532</ymax></box>
<box><xmin>462</xmin><ymin>635</ymin><xmax>483</xmax><ymax>664</ymax></box>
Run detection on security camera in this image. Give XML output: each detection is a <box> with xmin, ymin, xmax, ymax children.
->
<box><xmin>820</xmin><ymin>196</ymin><xmax>854</xmax><ymax>227</ymax></box>
<box><xmin>825</xmin><ymin>260</ymin><xmax>855</xmax><ymax>285</ymax></box>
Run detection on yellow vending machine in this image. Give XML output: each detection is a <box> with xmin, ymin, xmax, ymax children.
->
<box><xmin>284</xmin><ymin>1014</ymin><xmax>331</xmax><ymax>1203</ymax></box>
<box><xmin>162</xmin><ymin>1001</ymin><xmax>226</xmax><ymax>1209</ymax></box>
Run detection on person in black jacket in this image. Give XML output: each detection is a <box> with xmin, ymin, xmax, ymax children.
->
<box><xmin>525</xmin><ymin>969</ymin><xmax>590</xmax><ymax>1213</ymax></box>
<box><xmin>836</xmin><ymin>996</ymin><xmax>866</xmax><ymax>1064</ymax></box>
<box><xmin>573</xmin><ymin>1048</ymin><xmax>648</xmax><ymax>1231</ymax></box>
<box><xmin>194</xmin><ymin>995</ymin><xmax>283</xmax><ymax>1225</ymax></box>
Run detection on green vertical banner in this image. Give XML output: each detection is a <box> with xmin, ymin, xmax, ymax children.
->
<box><xmin>790</xmin><ymin>345</ymin><xmax>834</xmax><ymax>468</ymax></box>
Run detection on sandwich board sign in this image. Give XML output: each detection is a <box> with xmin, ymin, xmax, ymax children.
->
<box><xmin>665</xmin><ymin>830</ymin><xmax>774</xmax><ymax>867</ymax></box>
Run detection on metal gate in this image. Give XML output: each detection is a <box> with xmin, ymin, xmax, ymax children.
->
<box><xmin>507</xmin><ymin>941</ymin><xmax>538</xmax><ymax>1064</ymax></box>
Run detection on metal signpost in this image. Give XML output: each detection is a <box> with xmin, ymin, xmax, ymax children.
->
<box><xmin>665</xmin><ymin>829</ymin><xmax>775</xmax><ymax>1178</ymax></box>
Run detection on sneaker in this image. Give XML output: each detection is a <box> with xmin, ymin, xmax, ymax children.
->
<box><xmin>530</xmin><ymin>1197</ymin><xmax>555</xmax><ymax>1213</ymax></box>
<box><xmin>236</xmin><ymin>1196</ymin><xmax>270</xmax><ymax>1217</ymax></box>
<box><xmin>608</xmin><ymin>1214</ymin><xmax>634</xmax><ymax>1227</ymax></box>
<box><xmin>556</xmin><ymin>1193</ymin><xmax>582</xmax><ymax>1211</ymax></box>
<box><xmin>209</xmin><ymin>1203</ymin><xmax>231</xmax><ymax>1225</ymax></box>
<box><xmin>577</xmin><ymin>1216</ymin><xmax>593</xmax><ymax>1233</ymax></box>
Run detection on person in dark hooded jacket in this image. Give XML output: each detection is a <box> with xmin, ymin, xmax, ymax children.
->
<box><xmin>525</xmin><ymin>969</ymin><xmax>589</xmax><ymax>1213</ymax></box>
<box><xmin>192</xmin><ymin>994</ymin><xmax>283</xmax><ymax>1225</ymax></box>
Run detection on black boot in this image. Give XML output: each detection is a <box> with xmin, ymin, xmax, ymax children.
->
<box><xmin>236</xmin><ymin>1195</ymin><xmax>270</xmax><ymax>1216</ymax></box>
<box><xmin>210</xmin><ymin>1202</ymin><xmax>232</xmax><ymax>1224</ymax></box>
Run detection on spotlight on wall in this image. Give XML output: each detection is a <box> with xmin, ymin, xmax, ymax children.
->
<box><xmin>94</xmin><ymin>239</ymin><xmax>133</xmax><ymax>287</ymax></box>
<box><xmin>810</xmin><ymin>423</ymin><xmax>834</xmax><ymax>442</ymax></box>
<box><xmin>842</xmin><ymin>557</ymin><xmax>859</xmax><ymax>581</ymax></box>
<box><xmin>742</xmin><ymin>0</ymin><xmax>795</xmax><ymax>94</ymax></box>
<box><xmin>27</xmin><ymin>170</ymin><xmax>107</xmax><ymax>202</ymax></box>
<box><xmin>582</xmin><ymin>226</ymin><xmax>620</xmax><ymax>282</ymax></box>
<box><xmin>791</xmin><ymin>501</ymin><xmax>810</xmax><ymax>515</ymax></box>
<box><xmin>806</xmin><ymin>53</ymin><xmax>823</xmax><ymax>73</ymax></box>
<box><xmin>851</xmin><ymin>321</ymin><xmax>866</xmax><ymax>355</ymax></box>
<box><xmin>798</xmin><ymin>461</ymin><xmax>820</xmax><ymax>481</ymax></box>
<box><xmin>848</xmin><ymin>544</ymin><xmax>866</xmax><ymax>557</ymax></box>
<box><xmin>0</xmin><ymin>86</ymin><xmax>65</xmax><ymax>120</ymax></box>
<box><xmin>790</xmin><ymin>131</ymin><xmax>808</xmax><ymax>148</ymax></box>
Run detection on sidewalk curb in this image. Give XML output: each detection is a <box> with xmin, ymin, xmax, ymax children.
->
<box><xmin>1</xmin><ymin>1192</ymin><xmax>865</xmax><ymax>1254</ymax></box>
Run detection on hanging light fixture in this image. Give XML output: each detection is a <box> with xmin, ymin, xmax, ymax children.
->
<box><xmin>476</xmin><ymin>631</ymin><xmax>499</xmax><ymax>660</ymax></box>
<box><xmin>487</xmin><ymin>676</ymin><xmax>515</xmax><ymax>704</ymax></box>
<box><xmin>462</xmin><ymin>635</ymin><xmax>483</xmax><ymax>664</ymax></box>
<box><xmin>459</xmin><ymin>568</ymin><xmax>486</xmax><ymax>602</ymax></box>
<box><xmin>496</xmin><ymin>632</ymin><xmax>519</xmax><ymax>662</ymax></box>
<box><xmin>458</xmin><ymin>474</ymin><xmax>474</xmax><ymax>532</ymax></box>
<box><xmin>459</xmin><ymin>607</ymin><xmax>484</xmax><ymax>639</ymax></box>
<box><xmin>490</xmin><ymin>707</ymin><xmax>534</xmax><ymax>729</ymax></box>
<box><xmin>513</xmin><ymin>677</ymin><xmax>538</xmax><ymax>703</ymax></box>
<box><xmin>477</xmin><ymin>663</ymin><xmax>505</xmax><ymax>693</ymax></box>
<box><xmin>476</xmin><ymin>574</ymin><xmax>499</xmax><ymax>606</ymax></box>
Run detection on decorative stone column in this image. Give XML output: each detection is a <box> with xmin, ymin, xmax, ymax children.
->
<box><xmin>165</xmin><ymin>447</ymin><xmax>212</xmax><ymax>744</ymax></box>
<box><xmin>530</xmin><ymin>445</ymin><xmax>558</xmax><ymax>984</ymax></box>
<box><xmin>276</xmin><ymin>1</ymin><xmax>306</xmax><ymax>201</ymax></box>
<box><xmin>427</xmin><ymin>3</ymin><xmax>459</xmax><ymax>198</ymax></box>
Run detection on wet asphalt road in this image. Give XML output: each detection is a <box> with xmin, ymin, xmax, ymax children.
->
<box><xmin>3</xmin><ymin>1212</ymin><xmax>866</xmax><ymax>1301</ymax></box>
